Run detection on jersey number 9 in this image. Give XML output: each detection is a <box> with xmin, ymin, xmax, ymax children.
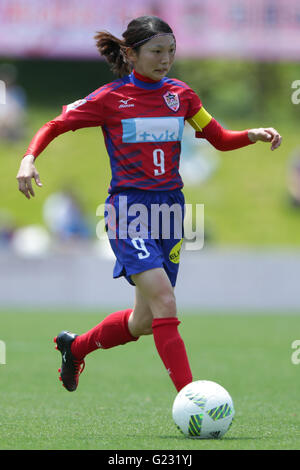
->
<box><xmin>153</xmin><ymin>149</ymin><xmax>165</xmax><ymax>176</ymax></box>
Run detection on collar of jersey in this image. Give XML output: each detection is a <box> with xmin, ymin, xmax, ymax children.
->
<box><xmin>130</xmin><ymin>69</ymin><xmax>165</xmax><ymax>90</ymax></box>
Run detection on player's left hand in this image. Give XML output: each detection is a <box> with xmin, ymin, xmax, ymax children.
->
<box><xmin>248</xmin><ymin>127</ymin><xmax>282</xmax><ymax>151</ymax></box>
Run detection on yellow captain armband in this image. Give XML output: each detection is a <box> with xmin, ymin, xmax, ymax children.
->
<box><xmin>187</xmin><ymin>107</ymin><xmax>213</xmax><ymax>132</ymax></box>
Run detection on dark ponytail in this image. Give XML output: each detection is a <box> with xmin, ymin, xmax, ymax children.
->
<box><xmin>94</xmin><ymin>31</ymin><xmax>129</xmax><ymax>78</ymax></box>
<box><xmin>95</xmin><ymin>16</ymin><xmax>174</xmax><ymax>78</ymax></box>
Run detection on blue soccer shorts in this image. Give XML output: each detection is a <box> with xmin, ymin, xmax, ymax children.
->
<box><xmin>104</xmin><ymin>188</ymin><xmax>185</xmax><ymax>287</ymax></box>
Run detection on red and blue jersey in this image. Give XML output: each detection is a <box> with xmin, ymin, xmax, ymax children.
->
<box><xmin>26</xmin><ymin>70</ymin><xmax>202</xmax><ymax>194</ymax></box>
<box><xmin>62</xmin><ymin>70</ymin><xmax>202</xmax><ymax>193</ymax></box>
<box><xmin>25</xmin><ymin>70</ymin><xmax>253</xmax><ymax>194</ymax></box>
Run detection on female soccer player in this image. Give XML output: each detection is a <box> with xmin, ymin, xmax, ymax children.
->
<box><xmin>16</xmin><ymin>16</ymin><xmax>282</xmax><ymax>393</ymax></box>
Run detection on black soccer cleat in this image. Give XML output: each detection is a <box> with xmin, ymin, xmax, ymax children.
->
<box><xmin>54</xmin><ymin>331</ymin><xmax>85</xmax><ymax>392</ymax></box>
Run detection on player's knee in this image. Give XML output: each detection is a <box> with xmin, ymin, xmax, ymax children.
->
<box><xmin>141</xmin><ymin>326</ymin><xmax>153</xmax><ymax>336</ymax></box>
<box><xmin>152</xmin><ymin>291</ymin><xmax>177</xmax><ymax>318</ymax></box>
<box><xmin>137</xmin><ymin>316</ymin><xmax>153</xmax><ymax>335</ymax></box>
<box><xmin>129</xmin><ymin>312</ymin><xmax>153</xmax><ymax>337</ymax></box>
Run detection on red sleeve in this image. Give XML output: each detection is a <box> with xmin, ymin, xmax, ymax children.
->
<box><xmin>23</xmin><ymin>92</ymin><xmax>106</xmax><ymax>159</ymax></box>
<box><xmin>185</xmin><ymin>87</ymin><xmax>203</xmax><ymax>120</ymax></box>
<box><xmin>195</xmin><ymin>118</ymin><xmax>254</xmax><ymax>151</ymax></box>
<box><xmin>24</xmin><ymin>116</ymin><xmax>70</xmax><ymax>159</ymax></box>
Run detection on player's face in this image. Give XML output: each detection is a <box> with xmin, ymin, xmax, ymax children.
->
<box><xmin>129</xmin><ymin>35</ymin><xmax>176</xmax><ymax>81</ymax></box>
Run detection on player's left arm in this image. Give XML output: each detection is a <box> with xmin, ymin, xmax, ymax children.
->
<box><xmin>187</xmin><ymin>107</ymin><xmax>282</xmax><ymax>151</ymax></box>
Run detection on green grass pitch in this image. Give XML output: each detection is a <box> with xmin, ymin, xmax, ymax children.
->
<box><xmin>0</xmin><ymin>311</ymin><xmax>300</xmax><ymax>450</ymax></box>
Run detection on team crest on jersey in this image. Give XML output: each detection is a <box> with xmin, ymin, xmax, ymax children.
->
<box><xmin>163</xmin><ymin>91</ymin><xmax>180</xmax><ymax>112</ymax></box>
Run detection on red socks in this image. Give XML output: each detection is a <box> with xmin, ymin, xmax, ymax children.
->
<box><xmin>152</xmin><ymin>317</ymin><xmax>193</xmax><ymax>392</ymax></box>
<box><xmin>71</xmin><ymin>309</ymin><xmax>138</xmax><ymax>360</ymax></box>
<box><xmin>71</xmin><ymin>310</ymin><xmax>192</xmax><ymax>393</ymax></box>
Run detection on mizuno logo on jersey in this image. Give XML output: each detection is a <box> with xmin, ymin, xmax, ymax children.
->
<box><xmin>121</xmin><ymin>117</ymin><xmax>184</xmax><ymax>143</ymax></box>
<box><xmin>119</xmin><ymin>98</ymin><xmax>135</xmax><ymax>108</ymax></box>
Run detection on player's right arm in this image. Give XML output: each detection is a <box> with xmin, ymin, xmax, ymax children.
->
<box><xmin>16</xmin><ymin>91</ymin><xmax>106</xmax><ymax>199</ymax></box>
<box><xmin>17</xmin><ymin>154</ymin><xmax>43</xmax><ymax>199</ymax></box>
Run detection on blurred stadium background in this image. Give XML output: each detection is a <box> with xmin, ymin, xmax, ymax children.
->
<box><xmin>1</xmin><ymin>0</ymin><xmax>300</xmax><ymax>312</ymax></box>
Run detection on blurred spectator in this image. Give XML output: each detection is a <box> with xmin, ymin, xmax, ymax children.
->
<box><xmin>0</xmin><ymin>63</ymin><xmax>27</xmax><ymax>141</ymax></box>
<box><xmin>43</xmin><ymin>188</ymin><xmax>92</xmax><ymax>242</ymax></box>
<box><xmin>180</xmin><ymin>124</ymin><xmax>220</xmax><ymax>186</ymax></box>
<box><xmin>0</xmin><ymin>209</ymin><xmax>16</xmax><ymax>249</ymax></box>
<box><xmin>287</xmin><ymin>152</ymin><xmax>300</xmax><ymax>207</ymax></box>
<box><xmin>11</xmin><ymin>225</ymin><xmax>51</xmax><ymax>258</ymax></box>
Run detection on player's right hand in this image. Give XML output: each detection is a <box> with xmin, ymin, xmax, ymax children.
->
<box><xmin>16</xmin><ymin>154</ymin><xmax>43</xmax><ymax>199</ymax></box>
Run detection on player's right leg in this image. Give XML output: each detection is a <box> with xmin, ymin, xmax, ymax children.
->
<box><xmin>54</xmin><ymin>331</ymin><xmax>85</xmax><ymax>392</ymax></box>
<box><xmin>128</xmin><ymin>287</ymin><xmax>153</xmax><ymax>337</ymax></box>
<box><xmin>54</xmin><ymin>287</ymin><xmax>153</xmax><ymax>392</ymax></box>
<box><xmin>54</xmin><ymin>307</ymin><xmax>138</xmax><ymax>391</ymax></box>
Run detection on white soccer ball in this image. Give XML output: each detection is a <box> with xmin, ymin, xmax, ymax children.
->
<box><xmin>172</xmin><ymin>380</ymin><xmax>235</xmax><ymax>439</ymax></box>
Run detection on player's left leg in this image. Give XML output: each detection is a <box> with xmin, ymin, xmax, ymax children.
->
<box><xmin>131</xmin><ymin>268</ymin><xmax>193</xmax><ymax>392</ymax></box>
